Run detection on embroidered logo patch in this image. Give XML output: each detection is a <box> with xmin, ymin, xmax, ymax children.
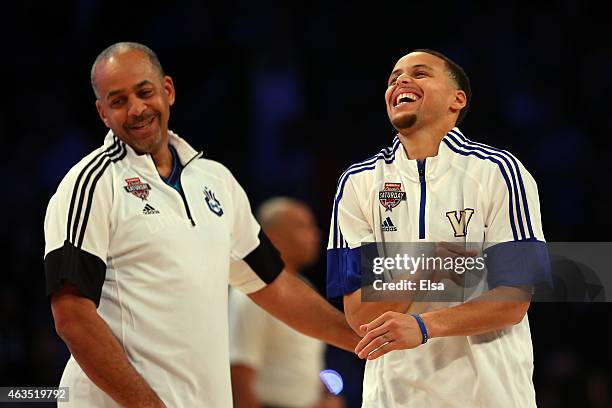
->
<box><xmin>124</xmin><ymin>177</ymin><xmax>151</xmax><ymax>201</ymax></box>
<box><xmin>445</xmin><ymin>208</ymin><xmax>475</xmax><ymax>237</ymax></box>
<box><xmin>204</xmin><ymin>187</ymin><xmax>223</xmax><ymax>217</ymax></box>
<box><xmin>379</xmin><ymin>182</ymin><xmax>406</xmax><ymax>212</ymax></box>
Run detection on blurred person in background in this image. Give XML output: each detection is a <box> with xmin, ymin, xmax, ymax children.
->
<box><xmin>230</xmin><ymin>197</ymin><xmax>344</xmax><ymax>408</ymax></box>
<box><xmin>43</xmin><ymin>42</ymin><xmax>360</xmax><ymax>408</ymax></box>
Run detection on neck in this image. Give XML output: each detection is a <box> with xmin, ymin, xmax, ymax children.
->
<box><xmin>151</xmin><ymin>143</ymin><xmax>173</xmax><ymax>178</ymax></box>
<box><xmin>397</xmin><ymin>121</ymin><xmax>455</xmax><ymax>160</ymax></box>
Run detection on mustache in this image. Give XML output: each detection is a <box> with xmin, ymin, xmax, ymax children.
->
<box><xmin>126</xmin><ymin>112</ymin><xmax>157</xmax><ymax>127</ymax></box>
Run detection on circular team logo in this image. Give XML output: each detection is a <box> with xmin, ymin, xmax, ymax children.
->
<box><xmin>379</xmin><ymin>182</ymin><xmax>406</xmax><ymax>212</ymax></box>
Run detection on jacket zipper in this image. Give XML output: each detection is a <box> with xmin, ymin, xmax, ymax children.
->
<box><xmin>417</xmin><ymin>159</ymin><xmax>426</xmax><ymax>239</ymax></box>
<box><xmin>176</xmin><ymin>176</ymin><xmax>196</xmax><ymax>227</ymax></box>
<box><xmin>153</xmin><ymin>152</ymin><xmax>201</xmax><ymax>227</ymax></box>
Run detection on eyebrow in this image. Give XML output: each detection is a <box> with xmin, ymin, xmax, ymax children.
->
<box><xmin>106</xmin><ymin>80</ymin><xmax>155</xmax><ymax>99</ymax></box>
<box><xmin>389</xmin><ymin>64</ymin><xmax>434</xmax><ymax>79</ymax></box>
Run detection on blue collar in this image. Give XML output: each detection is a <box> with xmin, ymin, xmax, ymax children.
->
<box><xmin>161</xmin><ymin>144</ymin><xmax>183</xmax><ymax>191</ymax></box>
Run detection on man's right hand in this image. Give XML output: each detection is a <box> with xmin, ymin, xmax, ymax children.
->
<box><xmin>51</xmin><ymin>283</ymin><xmax>165</xmax><ymax>408</ymax></box>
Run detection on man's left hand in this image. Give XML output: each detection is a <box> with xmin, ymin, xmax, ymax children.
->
<box><xmin>355</xmin><ymin>311</ymin><xmax>423</xmax><ymax>360</ymax></box>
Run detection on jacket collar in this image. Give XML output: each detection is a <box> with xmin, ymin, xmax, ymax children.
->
<box><xmin>396</xmin><ymin>127</ymin><xmax>459</xmax><ymax>182</ymax></box>
<box><xmin>103</xmin><ymin>130</ymin><xmax>203</xmax><ymax>175</ymax></box>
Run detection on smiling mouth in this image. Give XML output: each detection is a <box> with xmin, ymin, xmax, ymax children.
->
<box><xmin>128</xmin><ymin>115</ymin><xmax>156</xmax><ymax>130</ymax></box>
<box><xmin>394</xmin><ymin>92</ymin><xmax>421</xmax><ymax>107</ymax></box>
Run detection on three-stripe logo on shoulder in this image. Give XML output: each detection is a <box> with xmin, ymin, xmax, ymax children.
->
<box><xmin>381</xmin><ymin>217</ymin><xmax>397</xmax><ymax>232</ymax></box>
<box><xmin>332</xmin><ymin>137</ymin><xmax>401</xmax><ymax>249</ymax></box>
<box><xmin>65</xmin><ymin>137</ymin><xmax>127</xmax><ymax>249</ymax></box>
<box><xmin>442</xmin><ymin>128</ymin><xmax>534</xmax><ymax>241</ymax></box>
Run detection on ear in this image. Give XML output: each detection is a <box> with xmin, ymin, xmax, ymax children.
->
<box><xmin>450</xmin><ymin>89</ymin><xmax>467</xmax><ymax>112</ymax></box>
<box><xmin>95</xmin><ymin>100</ymin><xmax>111</xmax><ymax>128</ymax></box>
<box><xmin>163</xmin><ymin>75</ymin><xmax>176</xmax><ymax>106</ymax></box>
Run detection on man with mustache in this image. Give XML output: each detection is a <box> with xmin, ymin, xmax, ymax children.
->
<box><xmin>43</xmin><ymin>42</ymin><xmax>360</xmax><ymax>407</ymax></box>
<box><xmin>327</xmin><ymin>49</ymin><xmax>550</xmax><ymax>407</ymax></box>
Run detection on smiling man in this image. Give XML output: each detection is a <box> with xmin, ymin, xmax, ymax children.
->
<box><xmin>326</xmin><ymin>49</ymin><xmax>550</xmax><ymax>407</ymax></box>
<box><xmin>44</xmin><ymin>42</ymin><xmax>360</xmax><ymax>408</ymax></box>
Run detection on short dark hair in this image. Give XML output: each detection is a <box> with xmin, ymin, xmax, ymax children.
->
<box><xmin>90</xmin><ymin>42</ymin><xmax>165</xmax><ymax>98</ymax></box>
<box><xmin>412</xmin><ymin>48</ymin><xmax>471</xmax><ymax>125</ymax></box>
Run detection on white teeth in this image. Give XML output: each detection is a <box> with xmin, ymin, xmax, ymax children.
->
<box><xmin>132</xmin><ymin>117</ymin><xmax>154</xmax><ymax>129</ymax></box>
<box><xmin>395</xmin><ymin>92</ymin><xmax>420</xmax><ymax>106</ymax></box>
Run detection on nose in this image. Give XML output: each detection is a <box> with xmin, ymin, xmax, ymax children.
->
<box><xmin>396</xmin><ymin>72</ymin><xmax>413</xmax><ymax>84</ymax></box>
<box><xmin>127</xmin><ymin>96</ymin><xmax>147</xmax><ymax>118</ymax></box>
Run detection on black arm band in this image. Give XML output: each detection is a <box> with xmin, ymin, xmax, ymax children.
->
<box><xmin>44</xmin><ymin>241</ymin><xmax>106</xmax><ymax>306</ymax></box>
<box><xmin>243</xmin><ymin>230</ymin><xmax>285</xmax><ymax>284</ymax></box>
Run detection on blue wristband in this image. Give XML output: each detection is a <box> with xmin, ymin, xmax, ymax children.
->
<box><xmin>410</xmin><ymin>313</ymin><xmax>429</xmax><ymax>344</ymax></box>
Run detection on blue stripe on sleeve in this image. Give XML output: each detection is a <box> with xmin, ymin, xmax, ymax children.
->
<box><xmin>443</xmin><ymin>138</ymin><xmax>519</xmax><ymax>241</ymax></box>
<box><xmin>484</xmin><ymin>240</ymin><xmax>552</xmax><ymax>288</ymax></box>
<box><xmin>335</xmin><ymin>137</ymin><xmax>400</xmax><ymax>189</ymax></box>
<box><xmin>453</xmin><ymin>129</ymin><xmax>535</xmax><ymax>239</ymax></box>
<box><xmin>326</xmin><ymin>247</ymin><xmax>362</xmax><ymax>299</ymax></box>
<box><xmin>448</xmin><ymin>132</ymin><xmax>527</xmax><ymax>240</ymax></box>
<box><xmin>332</xmin><ymin>165</ymin><xmax>376</xmax><ymax>249</ymax></box>
<box><xmin>331</xmin><ymin>138</ymin><xmax>401</xmax><ymax>249</ymax></box>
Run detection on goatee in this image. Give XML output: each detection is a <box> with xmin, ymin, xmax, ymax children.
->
<box><xmin>392</xmin><ymin>113</ymin><xmax>417</xmax><ymax>130</ymax></box>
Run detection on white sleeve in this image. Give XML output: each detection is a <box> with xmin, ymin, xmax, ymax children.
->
<box><xmin>43</xmin><ymin>153</ymin><xmax>117</xmax><ymax>306</ymax></box>
<box><xmin>483</xmin><ymin>157</ymin><xmax>551</xmax><ymax>288</ymax></box>
<box><xmin>225</xmin><ymin>169</ymin><xmax>284</xmax><ymax>294</ymax></box>
<box><xmin>228</xmin><ymin>288</ymin><xmax>269</xmax><ymax>369</ymax></box>
<box><xmin>484</xmin><ymin>158</ymin><xmax>544</xmax><ymax>245</ymax></box>
<box><xmin>326</xmin><ymin>175</ymin><xmax>375</xmax><ymax>298</ymax></box>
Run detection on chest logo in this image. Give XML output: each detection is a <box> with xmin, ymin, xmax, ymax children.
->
<box><xmin>379</xmin><ymin>182</ymin><xmax>406</xmax><ymax>212</ymax></box>
<box><xmin>142</xmin><ymin>204</ymin><xmax>160</xmax><ymax>215</ymax></box>
<box><xmin>446</xmin><ymin>208</ymin><xmax>475</xmax><ymax>237</ymax></box>
<box><xmin>381</xmin><ymin>217</ymin><xmax>398</xmax><ymax>232</ymax></box>
<box><xmin>124</xmin><ymin>177</ymin><xmax>151</xmax><ymax>201</ymax></box>
<box><xmin>204</xmin><ymin>187</ymin><xmax>224</xmax><ymax>217</ymax></box>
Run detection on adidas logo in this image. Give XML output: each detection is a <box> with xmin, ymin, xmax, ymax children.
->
<box><xmin>381</xmin><ymin>217</ymin><xmax>397</xmax><ymax>232</ymax></box>
<box><xmin>143</xmin><ymin>204</ymin><xmax>160</xmax><ymax>215</ymax></box>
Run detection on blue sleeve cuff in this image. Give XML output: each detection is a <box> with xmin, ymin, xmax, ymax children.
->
<box><xmin>484</xmin><ymin>240</ymin><xmax>552</xmax><ymax>288</ymax></box>
<box><xmin>326</xmin><ymin>247</ymin><xmax>362</xmax><ymax>299</ymax></box>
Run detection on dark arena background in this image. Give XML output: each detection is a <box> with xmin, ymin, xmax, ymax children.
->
<box><xmin>1</xmin><ymin>1</ymin><xmax>611</xmax><ymax>407</ymax></box>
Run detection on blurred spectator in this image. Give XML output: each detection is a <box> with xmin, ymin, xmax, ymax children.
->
<box><xmin>230</xmin><ymin>197</ymin><xmax>344</xmax><ymax>408</ymax></box>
